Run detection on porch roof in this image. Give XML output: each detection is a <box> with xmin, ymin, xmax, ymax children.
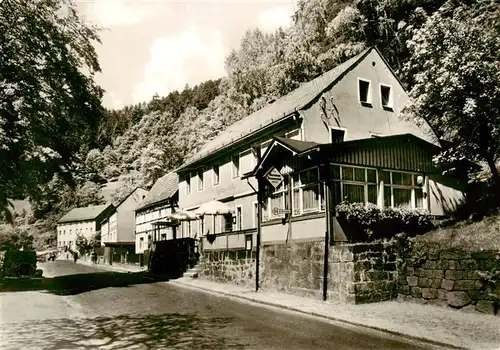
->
<box><xmin>248</xmin><ymin>133</ymin><xmax>441</xmax><ymax>178</ymax></box>
<box><xmin>274</xmin><ymin>136</ymin><xmax>321</xmax><ymax>154</ymax></box>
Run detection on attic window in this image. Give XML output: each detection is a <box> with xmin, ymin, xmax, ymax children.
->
<box><xmin>380</xmin><ymin>84</ymin><xmax>393</xmax><ymax>110</ymax></box>
<box><xmin>330</xmin><ymin>128</ymin><xmax>345</xmax><ymax>143</ymax></box>
<box><xmin>358</xmin><ymin>79</ymin><xmax>371</xmax><ymax>106</ymax></box>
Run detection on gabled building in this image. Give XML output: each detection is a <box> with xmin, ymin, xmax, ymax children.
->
<box><xmin>175</xmin><ymin>47</ymin><xmax>463</xmax><ymax>249</ymax></box>
<box><xmin>134</xmin><ymin>172</ymin><xmax>179</xmax><ymax>254</ymax></box>
<box><xmin>57</xmin><ymin>203</ymin><xmax>114</xmax><ymax>250</ymax></box>
<box><xmin>101</xmin><ymin>187</ymin><xmax>148</xmax><ymax>245</ymax></box>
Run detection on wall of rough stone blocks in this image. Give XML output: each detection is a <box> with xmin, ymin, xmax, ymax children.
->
<box><xmin>259</xmin><ymin>241</ymin><xmax>397</xmax><ymax>303</ymax></box>
<box><xmin>260</xmin><ymin>241</ymin><xmax>324</xmax><ymax>299</ymax></box>
<box><xmin>328</xmin><ymin>243</ymin><xmax>398</xmax><ymax>303</ymax></box>
<box><xmin>397</xmin><ymin>248</ymin><xmax>500</xmax><ymax>315</ymax></box>
<box><xmin>200</xmin><ymin>250</ymin><xmax>255</xmax><ymax>288</ymax></box>
<box><xmin>199</xmin><ymin>237</ymin><xmax>500</xmax><ymax>316</ymax></box>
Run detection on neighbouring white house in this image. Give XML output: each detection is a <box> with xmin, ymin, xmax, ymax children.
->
<box><xmin>57</xmin><ymin>203</ymin><xmax>114</xmax><ymax>251</ymax></box>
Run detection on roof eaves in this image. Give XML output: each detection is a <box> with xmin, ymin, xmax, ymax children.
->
<box><xmin>178</xmin><ymin>111</ymin><xmax>299</xmax><ymax>172</ymax></box>
<box><xmin>135</xmin><ymin>197</ymin><xmax>171</xmax><ymax>213</ymax></box>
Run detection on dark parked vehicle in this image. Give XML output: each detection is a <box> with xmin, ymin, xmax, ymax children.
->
<box><xmin>0</xmin><ymin>250</ymin><xmax>43</xmax><ymax>280</ymax></box>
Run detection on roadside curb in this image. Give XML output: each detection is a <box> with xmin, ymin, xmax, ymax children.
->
<box><xmin>75</xmin><ymin>260</ymin><xmax>146</xmax><ymax>274</ymax></box>
<box><xmin>170</xmin><ymin>280</ymin><xmax>465</xmax><ymax>350</ymax></box>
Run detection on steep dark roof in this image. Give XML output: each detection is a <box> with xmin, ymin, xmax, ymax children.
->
<box><xmin>274</xmin><ymin>137</ymin><xmax>321</xmax><ymax>154</ymax></box>
<box><xmin>58</xmin><ymin>204</ymin><xmax>113</xmax><ymax>224</ymax></box>
<box><xmin>178</xmin><ymin>47</ymin><xmax>373</xmax><ymax>171</ymax></box>
<box><xmin>136</xmin><ymin>171</ymin><xmax>178</xmax><ymax>211</ymax></box>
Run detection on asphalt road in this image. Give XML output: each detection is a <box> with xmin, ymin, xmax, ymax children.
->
<box><xmin>0</xmin><ymin>261</ymin><xmax>432</xmax><ymax>350</ymax></box>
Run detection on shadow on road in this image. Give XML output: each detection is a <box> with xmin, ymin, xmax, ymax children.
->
<box><xmin>2</xmin><ymin>312</ymin><xmax>245</xmax><ymax>350</ymax></box>
<box><xmin>0</xmin><ymin>271</ymin><xmax>170</xmax><ymax>295</ymax></box>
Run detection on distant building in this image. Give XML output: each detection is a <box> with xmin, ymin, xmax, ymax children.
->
<box><xmin>57</xmin><ymin>204</ymin><xmax>114</xmax><ymax>250</ymax></box>
<box><xmin>101</xmin><ymin>187</ymin><xmax>148</xmax><ymax>246</ymax></box>
<box><xmin>134</xmin><ymin>172</ymin><xmax>179</xmax><ymax>254</ymax></box>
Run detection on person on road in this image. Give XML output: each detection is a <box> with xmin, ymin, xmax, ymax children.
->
<box><xmin>73</xmin><ymin>252</ymin><xmax>78</xmax><ymax>263</ymax></box>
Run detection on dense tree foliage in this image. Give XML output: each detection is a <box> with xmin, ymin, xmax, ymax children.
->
<box><xmin>0</xmin><ymin>0</ymin><xmax>105</xmax><ymax>222</ymax></box>
<box><xmin>402</xmin><ymin>0</ymin><xmax>500</xmax><ymax>181</ymax></box>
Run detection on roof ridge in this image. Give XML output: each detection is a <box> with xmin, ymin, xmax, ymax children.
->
<box><xmin>178</xmin><ymin>47</ymin><xmax>372</xmax><ymax>171</ymax></box>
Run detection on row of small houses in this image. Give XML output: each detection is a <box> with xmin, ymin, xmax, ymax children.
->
<box><xmin>56</xmin><ymin>47</ymin><xmax>464</xmax><ymax>280</ymax></box>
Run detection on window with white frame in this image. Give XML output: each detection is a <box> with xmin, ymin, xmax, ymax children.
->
<box><xmin>221</xmin><ymin>213</ymin><xmax>232</xmax><ymax>232</ymax></box>
<box><xmin>235</xmin><ymin>206</ymin><xmax>242</xmax><ymax>231</ymax></box>
<box><xmin>239</xmin><ymin>149</ymin><xmax>255</xmax><ymax>175</ymax></box>
<box><xmin>292</xmin><ymin>167</ymin><xmax>325</xmax><ymax>216</ymax></box>
<box><xmin>185</xmin><ymin>173</ymin><xmax>191</xmax><ymax>194</ymax></box>
<box><xmin>382</xmin><ymin>170</ymin><xmax>424</xmax><ymax>209</ymax></box>
<box><xmin>197</xmin><ymin>168</ymin><xmax>204</xmax><ymax>191</ymax></box>
<box><xmin>358</xmin><ymin>79</ymin><xmax>372</xmax><ymax>105</ymax></box>
<box><xmin>268</xmin><ymin>181</ymin><xmax>287</xmax><ymax>220</ymax></box>
<box><xmin>285</xmin><ymin>128</ymin><xmax>302</xmax><ymax>141</ymax></box>
<box><xmin>380</xmin><ymin>84</ymin><xmax>393</xmax><ymax>109</ymax></box>
<box><xmin>232</xmin><ymin>154</ymin><xmax>240</xmax><ymax>178</ymax></box>
<box><xmin>212</xmin><ymin>164</ymin><xmax>220</xmax><ymax>186</ymax></box>
<box><xmin>245</xmin><ymin>234</ymin><xmax>252</xmax><ymax>251</ymax></box>
<box><xmin>331</xmin><ymin>164</ymin><xmax>378</xmax><ymax>205</ymax></box>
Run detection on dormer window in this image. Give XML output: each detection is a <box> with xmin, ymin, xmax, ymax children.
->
<box><xmin>358</xmin><ymin>79</ymin><xmax>371</xmax><ymax>106</ymax></box>
<box><xmin>380</xmin><ymin>84</ymin><xmax>393</xmax><ymax>110</ymax></box>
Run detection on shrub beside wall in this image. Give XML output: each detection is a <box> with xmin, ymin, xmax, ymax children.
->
<box><xmin>336</xmin><ymin>203</ymin><xmax>434</xmax><ymax>242</ymax></box>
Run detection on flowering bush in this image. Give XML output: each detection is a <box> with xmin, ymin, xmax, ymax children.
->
<box><xmin>336</xmin><ymin>202</ymin><xmax>434</xmax><ymax>242</ymax></box>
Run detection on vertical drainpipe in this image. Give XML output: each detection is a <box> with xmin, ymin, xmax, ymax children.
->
<box><xmin>323</xmin><ymin>162</ymin><xmax>332</xmax><ymax>301</ymax></box>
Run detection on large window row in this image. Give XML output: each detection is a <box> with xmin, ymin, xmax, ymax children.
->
<box><xmin>263</xmin><ymin>165</ymin><xmax>426</xmax><ymax>221</ymax></box>
<box><xmin>264</xmin><ymin>167</ymin><xmax>325</xmax><ymax>221</ymax></box>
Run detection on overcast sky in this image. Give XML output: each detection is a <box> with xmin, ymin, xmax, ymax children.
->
<box><xmin>77</xmin><ymin>1</ymin><xmax>296</xmax><ymax>110</ymax></box>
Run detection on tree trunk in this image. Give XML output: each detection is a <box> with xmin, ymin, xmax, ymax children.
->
<box><xmin>486</xmin><ymin>155</ymin><xmax>499</xmax><ymax>182</ymax></box>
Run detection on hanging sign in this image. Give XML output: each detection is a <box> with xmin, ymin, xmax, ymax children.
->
<box><xmin>265</xmin><ymin>166</ymin><xmax>283</xmax><ymax>189</ymax></box>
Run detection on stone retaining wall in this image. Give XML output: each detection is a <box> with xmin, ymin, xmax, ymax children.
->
<box><xmin>200</xmin><ymin>250</ymin><xmax>256</xmax><ymax>288</ymax></box>
<box><xmin>260</xmin><ymin>242</ymin><xmax>324</xmax><ymax>299</ymax></box>
<box><xmin>260</xmin><ymin>241</ymin><xmax>397</xmax><ymax>303</ymax></box>
<box><xmin>199</xmin><ymin>238</ymin><xmax>500</xmax><ymax>315</ymax></box>
<box><xmin>328</xmin><ymin>243</ymin><xmax>398</xmax><ymax>303</ymax></box>
<box><xmin>397</xmin><ymin>248</ymin><xmax>500</xmax><ymax>315</ymax></box>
